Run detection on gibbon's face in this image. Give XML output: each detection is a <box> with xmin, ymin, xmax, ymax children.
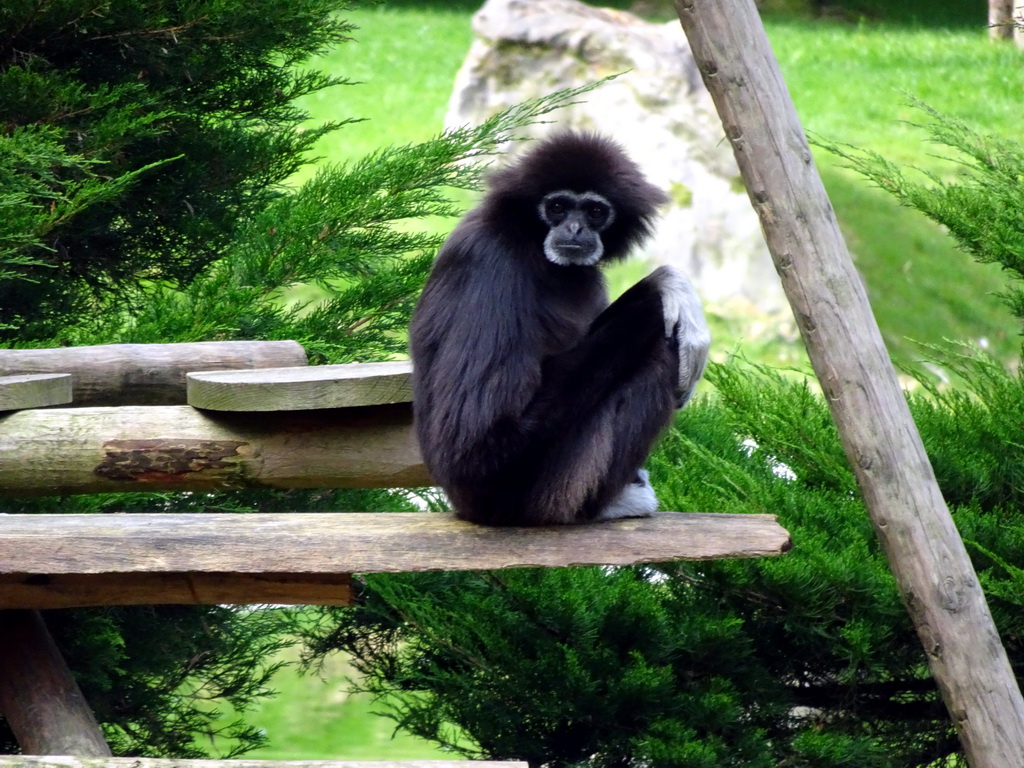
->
<box><xmin>538</xmin><ymin>190</ymin><xmax>616</xmax><ymax>267</ymax></box>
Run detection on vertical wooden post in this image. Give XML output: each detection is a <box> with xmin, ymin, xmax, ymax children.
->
<box><xmin>0</xmin><ymin>610</ymin><xmax>112</xmax><ymax>756</ymax></box>
<box><xmin>989</xmin><ymin>0</ymin><xmax>1014</xmax><ymax>40</ymax></box>
<box><xmin>672</xmin><ymin>1</ymin><xmax>1024</xmax><ymax>765</ymax></box>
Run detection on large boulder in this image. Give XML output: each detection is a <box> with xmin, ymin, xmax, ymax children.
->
<box><xmin>446</xmin><ymin>0</ymin><xmax>789</xmax><ymax>317</ymax></box>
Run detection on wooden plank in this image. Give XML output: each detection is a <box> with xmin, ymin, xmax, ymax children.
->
<box><xmin>0</xmin><ymin>341</ymin><xmax>307</xmax><ymax>406</ymax></box>
<box><xmin>2</xmin><ymin>761</ymin><xmax>524</xmax><ymax>768</ymax></box>
<box><xmin>0</xmin><ymin>512</ymin><xmax>791</xmax><ymax>609</ymax></box>
<box><xmin>673</xmin><ymin>1</ymin><xmax>1024</xmax><ymax>764</ymax></box>
<box><xmin>187</xmin><ymin>361</ymin><xmax>412</xmax><ymax>411</ymax></box>
<box><xmin>0</xmin><ymin>403</ymin><xmax>429</xmax><ymax>496</ymax></box>
<box><xmin>0</xmin><ymin>573</ymin><xmax>354</xmax><ymax>610</ymax></box>
<box><xmin>0</xmin><ymin>374</ymin><xmax>72</xmax><ymax>411</ymax></box>
<box><xmin>0</xmin><ymin>610</ymin><xmax>112</xmax><ymax>756</ymax></box>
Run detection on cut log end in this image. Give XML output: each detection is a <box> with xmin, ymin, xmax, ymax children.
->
<box><xmin>186</xmin><ymin>361</ymin><xmax>413</xmax><ymax>411</ymax></box>
<box><xmin>0</xmin><ymin>374</ymin><xmax>73</xmax><ymax>412</ymax></box>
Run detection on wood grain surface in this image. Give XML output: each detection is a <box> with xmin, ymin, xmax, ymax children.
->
<box><xmin>187</xmin><ymin>361</ymin><xmax>412</xmax><ymax>411</ymax></box>
<box><xmin>0</xmin><ymin>611</ymin><xmax>112</xmax><ymax>756</ymax></box>
<box><xmin>0</xmin><ymin>512</ymin><xmax>791</xmax><ymax>609</ymax></box>
<box><xmin>0</xmin><ymin>374</ymin><xmax>72</xmax><ymax>411</ymax></box>
<box><xmin>0</xmin><ymin>341</ymin><xmax>307</xmax><ymax>406</ymax></box>
<box><xmin>0</xmin><ymin>403</ymin><xmax>428</xmax><ymax>496</ymax></box>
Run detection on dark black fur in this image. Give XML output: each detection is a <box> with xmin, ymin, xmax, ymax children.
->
<box><xmin>410</xmin><ymin>132</ymin><xmax>679</xmax><ymax>525</ymax></box>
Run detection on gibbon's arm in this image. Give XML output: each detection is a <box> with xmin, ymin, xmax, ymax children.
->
<box><xmin>411</xmin><ymin>228</ymin><xmax>545</xmax><ymax>457</ymax></box>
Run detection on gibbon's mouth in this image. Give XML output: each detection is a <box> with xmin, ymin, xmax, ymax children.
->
<box><xmin>549</xmin><ymin>240</ymin><xmax>603</xmax><ymax>264</ymax></box>
<box><xmin>546</xmin><ymin>245</ymin><xmax>601</xmax><ymax>267</ymax></box>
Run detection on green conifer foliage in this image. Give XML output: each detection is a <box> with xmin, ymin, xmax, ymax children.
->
<box><xmin>823</xmin><ymin>102</ymin><xmax>1024</xmax><ymax>349</ymax></box>
<box><xmin>0</xmin><ymin>0</ymin><xmax>352</xmax><ymax>340</ymax></box>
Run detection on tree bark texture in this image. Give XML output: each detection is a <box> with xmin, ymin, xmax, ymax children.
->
<box><xmin>673</xmin><ymin>1</ymin><xmax>1024</xmax><ymax>765</ymax></box>
<box><xmin>989</xmin><ymin>0</ymin><xmax>1015</xmax><ymax>39</ymax></box>
<box><xmin>0</xmin><ymin>403</ymin><xmax>429</xmax><ymax>496</ymax></box>
<box><xmin>0</xmin><ymin>610</ymin><xmax>111</xmax><ymax>756</ymax></box>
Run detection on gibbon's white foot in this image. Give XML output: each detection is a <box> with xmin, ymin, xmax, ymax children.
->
<box><xmin>650</xmin><ymin>265</ymin><xmax>711</xmax><ymax>408</ymax></box>
<box><xmin>594</xmin><ymin>469</ymin><xmax>658</xmax><ymax>521</ymax></box>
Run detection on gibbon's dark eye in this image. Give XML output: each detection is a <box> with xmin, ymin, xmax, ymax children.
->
<box><xmin>586</xmin><ymin>203</ymin><xmax>609</xmax><ymax>222</ymax></box>
<box><xmin>547</xmin><ymin>199</ymin><xmax>567</xmax><ymax>216</ymax></box>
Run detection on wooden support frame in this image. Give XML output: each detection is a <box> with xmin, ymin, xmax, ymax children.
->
<box><xmin>0</xmin><ymin>611</ymin><xmax>111</xmax><ymax>756</ymax></box>
<box><xmin>673</xmin><ymin>0</ymin><xmax>1024</xmax><ymax>764</ymax></box>
<box><xmin>0</xmin><ymin>512</ymin><xmax>791</xmax><ymax>609</ymax></box>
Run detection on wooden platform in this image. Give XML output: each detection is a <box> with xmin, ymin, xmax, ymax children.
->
<box><xmin>0</xmin><ymin>511</ymin><xmax>791</xmax><ymax>609</ymax></box>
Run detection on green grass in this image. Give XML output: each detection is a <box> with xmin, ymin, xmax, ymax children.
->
<box><xmin>235</xmin><ymin>5</ymin><xmax>1024</xmax><ymax>760</ymax></box>
<box><xmin>235</xmin><ymin>649</ymin><xmax>458</xmax><ymax>761</ymax></box>
<box><xmin>291</xmin><ymin>4</ymin><xmax>475</xmax><ymax>176</ymax></box>
<box><xmin>768</xmin><ymin>19</ymin><xmax>1024</xmax><ymax>361</ymax></box>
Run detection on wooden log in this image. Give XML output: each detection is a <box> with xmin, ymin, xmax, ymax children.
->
<box><xmin>0</xmin><ymin>610</ymin><xmax>112</xmax><ymax>756</ymax></box>
<box><xmin>673</xmin><ymin>1</ymin><xmax>1024</xmax><ymax>764</ymax></box>
<box><xmin>0</xmin><ymin>512</ymin><xmax>791</xmax><ymax>609</ymax></box>
<box><xmin>0</xmin><ymin>374</ymin><xmax>72</xmax><ymax>411</ymax></box>
<box><xmin>0</xmin><ymin>403</ymin><xmax>429</xmax><ymax>496</ymax></box>
<box><xmin>187</xmin><ymin>361</ymin><xmax>412</xmax><ymax>411</ymax></box>
<box><xmin>4</xmin><ymin>761</ymin><xmax>522</xmax><ymax>768</ymax></box>
<box><xmin>0</xmin><ymin>341</ymin><xmax>307</xmax><ymax>406</ymax></box>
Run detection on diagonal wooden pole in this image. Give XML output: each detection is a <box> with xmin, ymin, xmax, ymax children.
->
<box><xmin>672</xmin><ymin>1</ymin><xmax>1024</xmax><ymax>765</ymax></box>
<box><xmin>0</xmin><ymin>610</ymin><xmax>112</xmax><ymax>756</ymax></box>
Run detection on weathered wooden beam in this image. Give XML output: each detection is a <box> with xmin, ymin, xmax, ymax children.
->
<box><xmin>0</xmin><ymin>512</ymin><xmax>791</xmax><ymax>609</ymax></box>
<box><xmin>0</xmin><ymin>610</ymin><xmax>112</xmax><ymax>756</ymax></box>
<box><xmin>187</xmin><ymin>361</ymin><xmax>412</xmax><ymax>411</ymax></box>
<box><xmin>0</xmin><ymin>403</ymin><xmax>428</xmax><ymax>496</ymax></box>
<box><xmin>0</xmin><ymin>573</ymin><xmax>354</xmax><ymax>610</ymax></box>
<box><xmin>2</xmin><ymin>761</ymin><xmax>523</xmax><ymax>768</ymax></box>
<box><xmin>0</xmin><ymin>374</ymin><xmax>72</xmax><ymax>411</ymax></box>
<box><xmin>0</xmin><ymin>341</ymin><xmax>307</xmax><ymax>406</ymax></box>
<box><xmin>674</xmin><ymin>1</ymin><xmax>1024</xmax><ymax>764</ymax></box>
